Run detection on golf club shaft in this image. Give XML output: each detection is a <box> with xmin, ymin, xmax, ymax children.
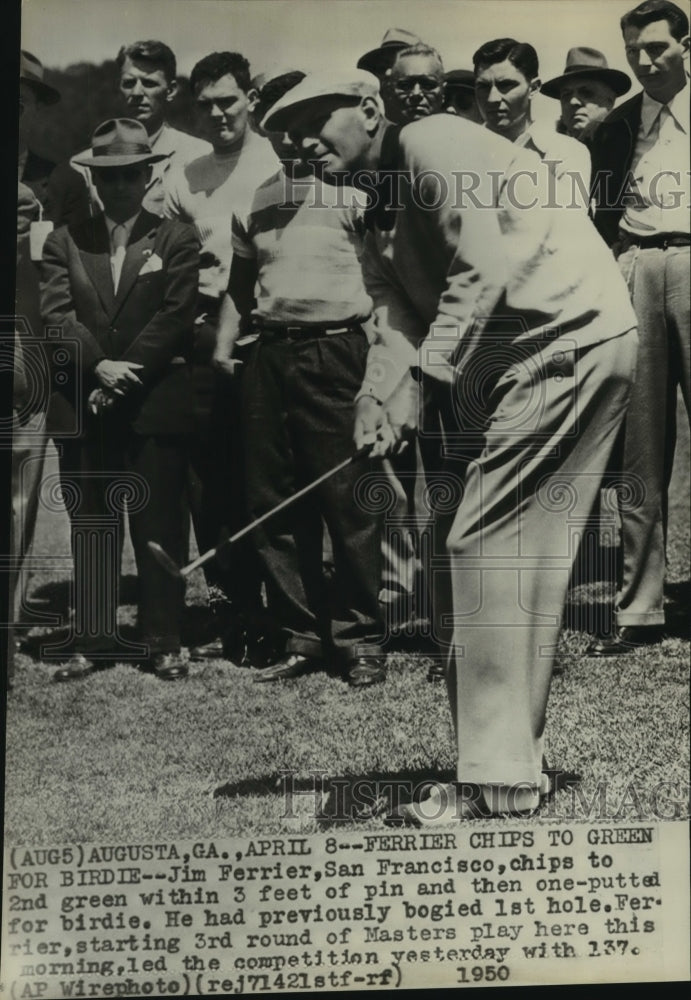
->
<box><xmin>181</xmin><ymin>447</ymin><xmax>370</xmax><ymax>577</ymax></box>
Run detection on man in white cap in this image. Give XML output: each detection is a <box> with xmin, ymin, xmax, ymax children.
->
<box><xmin>541</xmin><ymin>47</ymin><xmax>631</xmax><ymax>143</ymax></box>
<box><xmin>40</xmin><ymin>119</ymin><xmax>199</xmax><ymax>683</ymax></box>
<box><xmin>264</xmin><ymin>69</ymin><xmax>638</xmax><ymax>820</ymax></box>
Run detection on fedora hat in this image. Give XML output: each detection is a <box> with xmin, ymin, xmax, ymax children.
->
<box><xmin>541</xmin><ymin>47</ymin><xmax>631</xmax><ymax>98</ymax></box>
<box><xmin>73</xmin><ymin>118</ymin><xmax>168</xmax><ymax>168</ymax></box>
<box><xmin>357</xmin><ymin>27</ymin><xmax>422</xmax><ymax>77</ymax></box>
<box><xmin>20</xmin><ymin>50</ymin><xmax>60</xmax><ymax>105</ymax></box>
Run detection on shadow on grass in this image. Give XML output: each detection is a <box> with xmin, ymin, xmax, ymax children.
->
<box><xmin>213</xmin><ymin>767</ymin><xmax>581</xmax><ymax>826</ymax></box>
<box><xmin>665</xmin><ymin>580</ymin><xmax>690</xmax><ymax>639</ymax></box>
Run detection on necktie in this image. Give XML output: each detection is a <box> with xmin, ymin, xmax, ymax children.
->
<box><xmin>111</xmin><ymin>223</ymin><xmax>128</xmax><ymax>292</ymax></box>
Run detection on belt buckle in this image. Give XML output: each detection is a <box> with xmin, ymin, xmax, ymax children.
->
<box><xmin>286</xmin><ymin>326</ymin><xmax>303</xmax><ymax>337</ymax></box>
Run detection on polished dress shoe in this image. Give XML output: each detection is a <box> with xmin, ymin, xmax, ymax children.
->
<box><xmin>189</xmin><ymin>636</ymin><xmax>225</xmax><ymax>661</ymax></box>
<box><xmin>347</xmin><ymin>656</ymin><xmax>387</xmax><ymax>688</ymax></box>
<box><xmin>253</xmin><ymin>653</ymin><xmax>317</xmax><ymax>683</ymax></box>
<box><xmin>53</xmin><ymin>653</ymin><xmax>96</xmax><ymax>683</ymax></box>
<box><xmin>586</xmin><ymin>625</ymin><xmax>664</xmax><ymax>656</ymax></box>
<box><xmin>150</xmin><ymin>653</ymin><xmax>188</xmax><ymax>681</ymax></box>
<box><xmin>427</xmin><ymin>660</ymin><xmax>446</xmax><ymax>682</ymax></box>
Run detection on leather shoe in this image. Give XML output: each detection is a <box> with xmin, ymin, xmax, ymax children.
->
<box><xmin>189</xmin><ymin>637</ymin><xmax>225</xmax><ymax>661</ymax></box>
<box><xmin>427</xmin><ymin>660</ymin><xmax>445</xmax><ymax>682</ymax></box>
<box><xmin>586</xmin><ymin>625</ymin><xmax>664</xmax><ymax>656</ymax></box>
<box><xmin>253</xmin><ymin>653</ymin><xmax>317</xmax><ymax>683</ymax></box>
<box><xmin>347</xmin><ymin>656</ymin><xmax>386</xmax><ymax>688</ymax></box>
<box><xmin>150</xmin><ymin>653</ymin><xmax>188</xmax><ymax>681</ymax></box>
<box><xmin>53</xmin><ymin>654</ymin><xmax>96</xmax><ymax>683</ymax></box>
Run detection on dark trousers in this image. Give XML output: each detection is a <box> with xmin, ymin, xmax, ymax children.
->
<box><xmin>187</xmin><ymin>310</ymin><xmax>263</xmax><ymax>621</ymax></box>
<box><xmin>57</xmin><ymin>431</ymin><xmax>187</xmax><ymax>657</ymax></box>
<box><xmin>243</xmin><ymin>328</ymin><xmax>383</xmax><ymax>663</ymax></box>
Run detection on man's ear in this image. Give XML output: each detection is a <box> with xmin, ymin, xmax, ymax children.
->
<box><xmin>246</xmin><ymin>87</ymin><xmax>260</xmax><ymax>111</ymax></box>
<box><xmin>529</xmin><ymin>77</ymin><xmax>541</xmax><ymax>98</ymax></box>
<box><xmin>681</xmin><ymin>33</ymin><xmax>690</xmax><ymax>57</ymax></box>
<box><xmin>166</xmin><ymin>79</ymin><xmax>179</xmax><ymax>104</ymax></box>
<box><xmin>361</xmin><ymin>95</ymin><xmax>383</xmax><ymax>134</ymax></box>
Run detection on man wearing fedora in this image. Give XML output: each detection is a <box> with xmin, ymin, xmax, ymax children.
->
<box><xmin>47</xmin><ymin>40</ymin><xmax>211</xmax><ymax>227</ymax></box>
<box><xmin>18</xmin><ymin>51</ymin><xmax>60</xmax><ymax>207</ymax></box>
<box><xmin>587</xmin><ymin>0</ymin><xmax>689</xmax><ymax>656</ymax></box>
<box><xmin>541</xmin><ymin>47</ymin><xmax>631</xmax><ymax>143</ymax></box>
<box><xmin>40</xmin><ymin>119</ymin><xmax>199</xmax><ymax>682</ymax></box>
<box><xmin>357</xmin><ymin>27</ymin><xmax>422</xmax><ymax>79</ymax></box>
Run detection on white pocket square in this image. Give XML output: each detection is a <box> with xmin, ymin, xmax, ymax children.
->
<box><xmin>138</xmin><ymin>252</ymin><xmax>163</xmax><ymax>275</ymax></box>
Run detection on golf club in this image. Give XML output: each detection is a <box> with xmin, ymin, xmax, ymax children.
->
<box><xmin>148</xmin><ymin>443</ymin><xmax>374</xmax><ymax>581</ymax></box>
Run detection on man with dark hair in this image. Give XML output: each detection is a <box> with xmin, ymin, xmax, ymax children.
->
<box><xmin>265</xmin><ymin>69</ymin><xmax>637</xmax><ymax>819</ymax></box>
<box><xmin>541</xmin><ymin>47</ymin><xmax>631</xmax><ymax>143</ymax></box>
<box><xmin>47</xmin><ymin>39</ymin><xmax>211</xmax><ymax>226</ymax></box>
<box><xmin>587</xmin><ymin>0</ymin><xmax>689</xmax><ymax>656</ymax></box>
<box><xmin>164</xmin><ymin>53</ymin><xmax>279</xmax><ymax>664</ymax></box>
<box><xmin>40</xmin><ymin>119</ymin><xmax>199</xmax><ymax>682</ymax></box>
<box><xmin>474</xmin><ymin>37</ymin><xmax>591</xmax><ymax>191</ymax></box>
<box><xmin>384</xmin><ymin>44</ymin><xmax>446</xmax><ymax>125</ymax></box>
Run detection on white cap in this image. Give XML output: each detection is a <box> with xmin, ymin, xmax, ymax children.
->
<box><xmin>262</xmin><ymin>69</ymin><xmax>380</xmax><ymax>132</ymax></box>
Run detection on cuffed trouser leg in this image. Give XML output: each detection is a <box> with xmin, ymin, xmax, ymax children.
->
<box><xmin>444</xmin><ymin>331</ymin><xmax>637</xmax><ymax>788</ymax></box>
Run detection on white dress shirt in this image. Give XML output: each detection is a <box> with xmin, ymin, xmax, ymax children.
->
<box><xmin>621</xmin><ymin>80</ymin><xmax>690</xmax><ymax>236</ymax></box>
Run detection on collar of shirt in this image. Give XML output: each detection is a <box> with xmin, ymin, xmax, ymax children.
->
<box><xmin>148</xmin><ymin>123</ymin><xmax>165</xmax><ymax>148</ymax></box>
<box><xmin>514</xmin><ymin>122</ymin><xmax>543</xmax><ymax>155</ymax></box>
<box><xmin>104</xmin><ymin>212</ymin><xmax>141</xmax><ymax>248</ymax></box>
<box><xmin>641</xmin><ymin>79</ymin><xmax>689</xmax><ymax>135</ymax></box>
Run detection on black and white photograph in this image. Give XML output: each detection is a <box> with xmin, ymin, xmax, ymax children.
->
<box><xmin>2</xmin><ymin>0</ymin><xmax>690</xmax><ymax>993</ymax></box>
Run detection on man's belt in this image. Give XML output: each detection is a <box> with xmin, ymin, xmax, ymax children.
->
<box><xmin>619</xmin><ymin>230</ymin><xmax>691</xmax><ymax>250</ymax></box>
<box><xmin>255</xmin><ymin>321</ymin><xmax>365</xmax><ymax>340</ymax></box>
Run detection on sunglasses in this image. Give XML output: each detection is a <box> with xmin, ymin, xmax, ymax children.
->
<box><xmin>91</xmin><ymin>166</ymin><xmax>148</xmax><ymax>182</ymax></box>
<box><xmin>393</xmin><ymin>76</ymin><xmax>443</xmax><ymax>94</ymax></box>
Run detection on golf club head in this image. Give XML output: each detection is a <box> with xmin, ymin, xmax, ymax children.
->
<box><xmin>147</xmin><ymin>541</ymin><xmax>184</xmax><ymax>581</ymax></box>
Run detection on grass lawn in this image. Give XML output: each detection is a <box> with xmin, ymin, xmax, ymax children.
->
<box><xmin>4</xmin><ymin>399</ymin><xmax>689</xmax><ymax>843</ymax></box>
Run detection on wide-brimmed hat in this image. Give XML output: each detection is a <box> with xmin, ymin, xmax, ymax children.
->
<box><xmin>357</xmin><ymin>27</ymin><xmax>422</xmax><ymax>77</ymax></box>
<box><xmin>262</xmin><ymin>70</ymin><xmax>380</xmax><ymax>133</ymax></box>
<box><xmin>20</xmin><ymin>50</ymin><xmax>61</xmax><ymax>105</ymax></box>
<box><xmin>73</xmin><ymin>119</ymin><xmax>168</xmax><ymax>167</ymax></box>
<box><xmin>541</xmin><ymin>47</ymin><xmax>631</xmax><ymax>98</ymax></box>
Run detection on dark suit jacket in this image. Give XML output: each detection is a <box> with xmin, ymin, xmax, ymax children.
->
<box><xmin>589</xmin><ymin>93</ymin><xmax>643</xmax><ymax>247</ymax></box>
<box><xmin>20</xmin><ymin>148</ymin><xmax>57</xmax><ymax>211</ymax></box>
<box><xmin>43</xmin><ymin>160</ymin><xmax>94</xmax><ymax>228</ymax></box>
<box><xmin>40</xmin><ymin>210</ymin><xmax>200</xmax><ymax>437</ymax></box>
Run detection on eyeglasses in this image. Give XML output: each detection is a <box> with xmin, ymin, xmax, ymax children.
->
<box><xmin>393</xmin><ymin>76</ymin><xmax>443</xmax><ymax>94</ymax></box>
